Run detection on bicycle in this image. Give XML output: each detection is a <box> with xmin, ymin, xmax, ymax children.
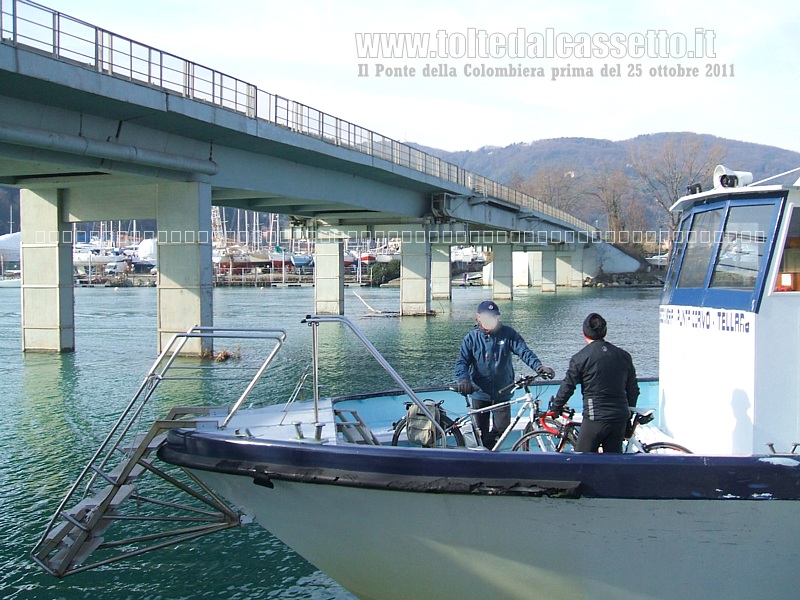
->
<box><xmin>512</xmin><ymin>406</ymin><xmax>693</xmax><ymax>454</ymax></box>
<box><xmin>390</xmin><ymin>373</ymin><xmax>554</xmax><ymax>450</ymax></box>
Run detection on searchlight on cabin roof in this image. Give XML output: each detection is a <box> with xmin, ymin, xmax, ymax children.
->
<box><xmin>713</xmin><ymin>164</ymin><xmax>753</xmax><ymax>189</ymax></box>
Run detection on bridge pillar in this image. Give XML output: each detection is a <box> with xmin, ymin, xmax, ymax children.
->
<box><xmin>400</xmin><ymin>226</ymin><xmax>431</xmax><ymax>315</ymax></box>
<box><xmin>156</xmin><ymin>182</ymin><xmax>213</xmax><ymax>354</ymax></box>
<box><xmin>582</xmin><ymin>244</ymin><xmax>597</xmax><ymax>282</ymax></box>
<box><xmin>569</xmin><ymin>246</ymin><xmax>586</xmax><ymax>287</ymax></box>
<box><xmin>430</xmin><ymin>244</ymin><xmax>451</xmax><ymax>300</ymax></box>
<box><xmin>541</xmin><ymin>248</ymin><xmax>557</xmax><ymax>293</ymax></box>
<box><xmin>492</xmin><ymin>244</ymin><xmax>513</xmax><ymax>300</ymax></box>
<box><xmin>530</xmin><ymin>251</ymin><xmax>543</xmax><ymax>287</ymax></box>
<box><xmin>314</xmin><ymin>229</ymin><xmax>344</xmax><ymax>314</ymax></box>
<box><xmin>513</xmin><ymin>250</ymin><xmax>530</xmax><ymax>287</ymax></box>
<box><xmin>20</xmin><ymin>188</ymin><xmax>75</xmax><ymax>352</ymax></box>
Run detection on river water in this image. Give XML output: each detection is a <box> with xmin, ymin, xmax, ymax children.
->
<box><xmin>0</xmin><ymin>284</ymin><xmax>661</xmax><ymax>599</ymax></box>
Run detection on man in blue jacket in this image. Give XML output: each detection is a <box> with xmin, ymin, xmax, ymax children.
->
<box><xmin>455</xmin><ymin>300</ymin><xmax>554</xmax><ymax>448</ymax></box>
<box><xmin>549</xmin><ymin>313</ymin><xmax>640</xmax><ymax>453</ymax></box>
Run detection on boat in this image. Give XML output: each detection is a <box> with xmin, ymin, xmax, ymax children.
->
<box><xmin>213</xmin><ymin>245</ymin><xmax>273</xmax><ymax>272</ymax></box>
<box><xmin>31</xmin><ymin>165</ymin><xmax>800</xmax><ymax>598</ymax></box>
<box><xmin>343</xmin><ymin>251</ymin><xmax>358</xmax><ymax>267</ymax></box>
<box><xmin>375</xmin><ymin>238</ymin><xmax>401</xmax><ymax>263</ymax></box>
<box><xmin>645</xmin><ymin>252</ymin><xmax>669</xmax><ymax>267</ymax></box>
<box><xmin>375</xmin><ymin>251</ymin><xmax>400</xmax><ymax>263</ymax></box>
<box><xmin>267</xmin><ymin>247</ymin><xmax>291</xmax><ymax>267</ymax></box>
<box><xmin>0</xmin><ymin>232</ymin><xmax>20</xmax><ymax>286</ymax></box>
<box><xmin>290</xmin><ymin>252</ymin><xmax>314</xmax><ymax>269</ymax></box>
<box><xmin>451</xmin><ymin>245</ymin><xmax>486</xmax><ymax>272</ymax></box>
<box><xmin>0</xmin><ymin>231</ymin><xmax>20</xmax><ymax>264</ymax></box>
<box><xmin>72</xmin><ymin>243</ymin><xmax>121</xmax><ymax>268</ymax></box>
<box><xmin>0</xmin><ymin>275</ymin><xmax>20</xmax><ymax>287</ymax></box>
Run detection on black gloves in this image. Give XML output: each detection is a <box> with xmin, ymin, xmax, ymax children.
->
<box><xmin>456</xmin><ymin>379</ymin><xmax>474</xmax><ymax>395</ymax></box>
<box><xmin>548</xmin><ymin>397</ymin><xmax>564</xmax><ymax>416</ymax></box>
<box><xmin>536</xmin><ymin>365</ymin><xmax>555</xmax><ymax>379</ymax></box>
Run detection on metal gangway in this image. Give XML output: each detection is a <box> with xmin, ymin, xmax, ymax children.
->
<box><xmin>30</xmin><ymin>326</ymin><xmax>287</xmax><ymax>578</ymax></box>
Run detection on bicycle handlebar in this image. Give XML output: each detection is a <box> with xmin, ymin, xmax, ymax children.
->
<box><xmin>498</xmin><ymin>373</ymin><xmax>548</xmax><ymax>395</ymax></box>
<box><xmin>450</xmin><ymin>371</ymin><xmax>551</xmax><ymax>399</ymax></box>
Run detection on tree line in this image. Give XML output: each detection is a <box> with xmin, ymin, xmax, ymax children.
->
<box><xmin>507</xmin><ymin>136</ymin><xmax>726</xmax><ymax>250</ymax></box>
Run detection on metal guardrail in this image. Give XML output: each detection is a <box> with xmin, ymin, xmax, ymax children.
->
<box><xmin>303</xmin><ymin>313</ymin><xmax>448</xmax><ymax>442</ymax></box>
<box><xmin>0</xmin><ymin>0</ymin><xmax>597</xmax><ymax>233</ymax></box>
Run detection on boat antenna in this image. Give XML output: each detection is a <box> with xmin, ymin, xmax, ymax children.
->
<box><xmin>749</xmin><ymin>165</ymin><xmax>800</xmax><ymax>186</ymax></box>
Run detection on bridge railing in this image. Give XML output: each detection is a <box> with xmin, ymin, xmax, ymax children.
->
<box><xmin>0</xmin><ymin>0</ymin><xmax>595</xmax><ymax>233</ymax></box>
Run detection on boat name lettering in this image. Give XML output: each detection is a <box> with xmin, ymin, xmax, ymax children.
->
<box><xmin>659</xmin><ymin>306</ymin><xmax>751</xmax><ymax>333</ymax></box>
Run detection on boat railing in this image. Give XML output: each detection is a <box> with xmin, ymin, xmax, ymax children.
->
<box><xmin>302</xmin><ymin>314</ymin><xmax>448</xmax><ymax>442</ymax></box>
<box><xmin>31</xmin><ymin>325</ymin><xmax>287</xmax><ymax>577</ymax></box>
<box><xmin>85</xmin><ymin>326</ymin><xmax>287</xmax><ymax>489</ymax></box>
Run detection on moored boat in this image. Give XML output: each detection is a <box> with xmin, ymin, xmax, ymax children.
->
<box><xmin>343</xmin><ymin>251</ymin><xmax>358</xmax><ymax>267</ymax></box>
<box><xmin>290</xmin><ymin>252</ymin><xmax>313</xmax><ymax>268</ymax></box>
<box><xmin>645</xmin><ymin>252</ymin><xmax>669</xmax><ymax>267</ymax></box>
<box><xmin>0</xmin><ymin>275</ymin><xmax>20</xmax><ymax>287</ymax></box>
<box><xmin>375</xmin><ymin>251</ymin><xmax>400</xmax><ymax>263</ymax></box>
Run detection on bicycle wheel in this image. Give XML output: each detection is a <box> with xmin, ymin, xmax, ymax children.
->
<box><xmin>642</xmin><ymin>441</ymin><xmax>693</xmax><ymax>454</ymax></box>
<box><xmin>391</xmin><ymin>414</ymin><xmax>464</xmax><ymax>448</ymax></box>
<box><xmin>512</xmin><ymin>429</ymin><xmax>563</xmax><ymax>452</ymax></box>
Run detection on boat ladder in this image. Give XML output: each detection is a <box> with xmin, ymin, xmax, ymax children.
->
<box><xmin>334</xmin><ymin>408</ymin><xmax>381</xmax><ymax>445</ymax></box>
<box><xmin>31</xmin><ymin>326</ymin><xmax>288</xmax><ymax>578</ymax></box>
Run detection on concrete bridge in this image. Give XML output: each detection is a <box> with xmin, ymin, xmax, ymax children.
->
<box><xmin>0</xmin><ymin>0</ymin><xmax>617</xmax><ymax>353</ymax></box>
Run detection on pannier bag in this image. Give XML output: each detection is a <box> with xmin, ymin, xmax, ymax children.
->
<box><xmin>406</xmin><ymin>400</ymin><xmax>441</xmax><ymax>447</ymax></box>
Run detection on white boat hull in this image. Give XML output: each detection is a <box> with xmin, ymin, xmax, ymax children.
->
<box><xmin>156</xmin><ymin>383</ymin><xmax>800</xmax><ymax>600</ymax></box>
<box><xmin>190</xmin><ymin>469</ymin><xmax>800</xmax><ymax>600</ymax></box>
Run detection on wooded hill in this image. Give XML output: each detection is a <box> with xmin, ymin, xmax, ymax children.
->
<box><xmin>412</xmin><ymin>132</ymin><xmax>800</xmax><ymax>231</ymax></box>
<box><xmin>414</xmin><ymin>133</ymin><xmax>800</xmax><ymax>188</ymax></box>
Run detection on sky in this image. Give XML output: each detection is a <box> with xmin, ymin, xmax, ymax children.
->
<box><xmin>33</xmin><ymin>0</ymin><xmax>800</xmax><ymax>155</ymax></box>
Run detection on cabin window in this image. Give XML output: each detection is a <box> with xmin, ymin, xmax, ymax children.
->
<box><xmin>677</xmin><ymin>208</ymin><xmax>723</xmax><ymax>288</ymax></box>
<box><xmin>774</xmin><ymin>206</ymin><xmax>800</xmax><ymax>292</ymax></box>
<box><xmin>709</xmin><ymin>204</ymin><xmax>774</xmax><ymax>290</ymax></box>
<box><xmin>663</xmin><ymin>217</ymin><xmax>690</xmax><ymax>293</ymax></box>
<box><xmin>662</xmin><ymin>193</ymin><xmax>784</xmax><ymax>311</ymax></box>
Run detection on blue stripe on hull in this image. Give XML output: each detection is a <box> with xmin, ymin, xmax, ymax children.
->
<box><xmin>159</xmin><ymin>430</ymin><xmax>800</xmax><ymax>501</ymax></box>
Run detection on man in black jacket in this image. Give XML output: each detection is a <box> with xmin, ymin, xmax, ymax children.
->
<box><xmin>549</xmin><ymin>313</ymin><xmax>639</xmax><ymax>453</ymax></box>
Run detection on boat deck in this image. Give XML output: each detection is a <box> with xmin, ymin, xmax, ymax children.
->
<box><xmin>221</xmin><ymin>379</ymin><xmax>671</xmax><ymax>450</ymax></box>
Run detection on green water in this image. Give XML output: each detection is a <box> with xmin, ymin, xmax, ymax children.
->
<box><xmin>0</xmin><ymin>284</ymin><xmax>661</xmax><ymax>599</ymax></box>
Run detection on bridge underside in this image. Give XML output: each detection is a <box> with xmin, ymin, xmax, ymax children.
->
<box><xmin>0</xmin><ymin>41</ymin><xmax>599</xmax><ymax>353</ymax></box>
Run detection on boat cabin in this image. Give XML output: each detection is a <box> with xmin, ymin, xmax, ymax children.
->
<box><xmin>659</xmin><ymin>166</ymin><xmax>800</xmax><ymax>454</ymax></box>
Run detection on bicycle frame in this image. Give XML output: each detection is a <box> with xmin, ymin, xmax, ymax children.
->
<box><xmin>490</xmin><ymin>392</ymin><xmax>544</xmax><ymax>451</ymax></box>
<box><xmin>539</xmin><ymin>409</ymin><xmax>653</xmax><ymax>453</ymax></box>
<box><xmin>456</xmin><ymin>377</ymin><xmax>549</xmax><ymax>451</ymax></box>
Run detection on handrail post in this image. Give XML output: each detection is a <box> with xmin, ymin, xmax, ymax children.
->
<box><xmin>11</xmin><ymin>0</ymin><xmax>18</xmax><ymax>45</ymax></box>
<box><xmin>220</xmin><ymin>331</ymin><xmax>286</xmax><ymax>428</ymax></box>
<box><xmin>302</xmin><ymin>314</ymin><xmax>448</xmax><ymax>444</ymax></box>
<box><xmin>51</xmin><ymin>8</ymin><xmax>57</xmax><ymax>57</ymax></box>
<box><xmin>311</xmin><ymin>319</ymin><xmax>320</xmax><ymax>423</ymax></box>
